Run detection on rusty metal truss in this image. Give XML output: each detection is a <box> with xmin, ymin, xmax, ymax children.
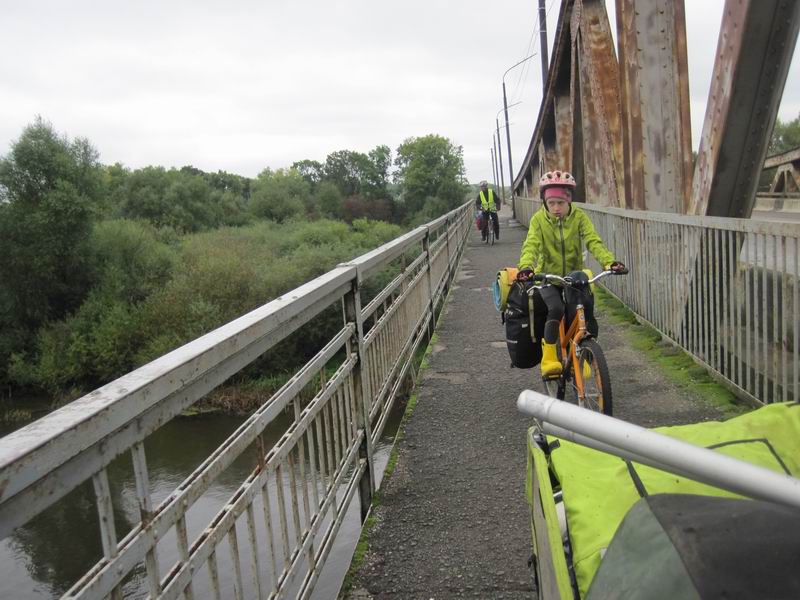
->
<box><xmin>514</xmin><ymin>0</ymin><xmax>800</xmax><ymax>218</ymax></box>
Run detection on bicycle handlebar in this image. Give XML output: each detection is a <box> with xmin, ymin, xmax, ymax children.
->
<box><xmin>526</xmin><ymin>269</ymin><xmax>627</xmax><ymax>293</ymax></box>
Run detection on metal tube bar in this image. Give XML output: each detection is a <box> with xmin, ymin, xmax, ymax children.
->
<box><xmin>795</xmin><ymin>237</ymin><xmax>799</xmax><ymax>402</ymax></box>
<box><xmin>761</xmin><ymin>234</ymin><xmax>768</xmax><ymax>401</ymax></box>
<box><xmin>746</xmin><ymin>234</ymin><xmax>753</xmax><ymax>394</ymax></box>
<box><xmin>517</xmin><ymin>390</ymin><xmax>800</xmax><ymax>509</ymax></box>
<box><xmin>781</xmin><ymin>236</ymin><xmax>788</xmax><ymax>402</ymax></box>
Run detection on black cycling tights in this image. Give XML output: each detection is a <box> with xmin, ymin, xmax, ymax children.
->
<box><xmin>537</xmin><ymin>285</ymin><xmax>598</xmax><ymax>344</ymax></box>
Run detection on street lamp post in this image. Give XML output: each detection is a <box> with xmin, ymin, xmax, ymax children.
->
<box><xmin>502</xmin><ymin>53</ymin><xmax>536</xmax><ymax>219</ymax></box>
<box><xmin>494</xmin><ymin>102</ymin><xmax>521</xmax><ymax>209</ymax></box>
<box><xmin>495</xmin><ymin>120</ymin><xmax>506</xmax><ymax>206</ymax></box>
<box><xmin>538</xmin><ymin>0</ymin><xmax>549</xmax><ymax>88</ymax></box>
<box><xmin>491</xmin><ymin>146</ymin><xmax>499</xmax><ymax>190</ymax></box>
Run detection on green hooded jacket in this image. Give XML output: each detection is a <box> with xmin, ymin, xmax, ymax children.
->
<box><xmin>518</xmin><ymin>204</ymin><xmax>615</xmax><ymax>275</ymax></box>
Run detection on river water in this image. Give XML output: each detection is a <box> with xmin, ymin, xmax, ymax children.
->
<box><xmin>0</xmin><ymin>400</ymin><xmax>400</xmax><ymax>599</ymax></box>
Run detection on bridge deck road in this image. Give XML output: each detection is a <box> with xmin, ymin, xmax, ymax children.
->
<box><xmin>345</xmin><ymin>203</ymin><xmax>727</xmax><ymax>600</ymax></box>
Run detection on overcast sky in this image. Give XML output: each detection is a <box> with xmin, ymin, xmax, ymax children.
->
<box><xmin>1</xmin><ymin>1</ymin><xmax>798</xmax><ymax>184</ymax></box>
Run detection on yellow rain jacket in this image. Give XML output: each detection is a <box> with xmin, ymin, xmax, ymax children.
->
<box><xmin>479</xmin><ymin>189</ymin><xmax>497</xmax><ymax>211</ymax></box>
<box><xmin>518</xmin><ymin>204</ymin><xmax>615</xmax><ymax>275</ymax></box>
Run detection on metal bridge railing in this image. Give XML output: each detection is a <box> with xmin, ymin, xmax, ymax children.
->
<box><xmin>515</xmin><ymin>197</ymin><xmax>799</xmax><ymax>406</ymax></box>
<box><xmin>0</xmin><ymin>202</ymin><xmax>473</xmax><ymax>599</ymax></box>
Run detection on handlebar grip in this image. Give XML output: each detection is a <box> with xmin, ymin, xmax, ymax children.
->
<box><xmin>532</xmin><ymin>273</ymin><xmax>546</xmax><ymax>283</ymax></box>
<box><xmin>613</xmin><ymin>267</ymin><xmax>629</xmax><ymax>275</ymax></box>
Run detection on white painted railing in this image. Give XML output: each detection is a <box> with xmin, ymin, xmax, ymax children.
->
<box><xmin>515</xmin><ymin>196</ymin><xmax>799</xmax><ymax>405</ymax></box>
<box><xmin>0</xmin><ymin>202</ymin><xmax>473</xmax><ymax>599</ymax></box>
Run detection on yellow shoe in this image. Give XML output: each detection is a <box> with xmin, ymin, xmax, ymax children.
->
<box><xmin>541</xmin><ymin>342</ymin><xmax>562</xmax><ymax>378</ymax></box>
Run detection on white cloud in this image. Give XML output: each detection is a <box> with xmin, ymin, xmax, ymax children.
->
<box><xmin>1</xmin><ymin>0</ymin><xmax>797</xmax><ymax>183</ymax></box>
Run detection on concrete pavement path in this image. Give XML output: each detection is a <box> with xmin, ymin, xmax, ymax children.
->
<box><xmin>344</xmin><ymin>203</ymin><xmax>726</xmax><ymax>599</ymax></box>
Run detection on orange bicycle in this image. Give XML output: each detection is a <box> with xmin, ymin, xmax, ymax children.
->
<box><xmin>526</xmin><ymin>269</ymin><xmax>628</xmax><ymax>414</ymax></box>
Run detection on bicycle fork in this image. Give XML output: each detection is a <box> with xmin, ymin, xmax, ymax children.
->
<box><xmin>560</xmin><ymin>303</ymin><xmax>589</xmax><ymax>399</ymax></box>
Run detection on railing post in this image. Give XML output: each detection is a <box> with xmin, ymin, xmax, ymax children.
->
<box><xmin>422</xmin><ymin>226</ymin><xmax>437</xmax><ymax>340</ymax></box>
<box><xmin>443</xmin><ymin>214</ymin><xmax>453</xmax><ymax>299</ymax></box>
<box><xmin>342</xmin><ymin>271</ymin><xmax>375</xmax><ymax>520</ymax></box>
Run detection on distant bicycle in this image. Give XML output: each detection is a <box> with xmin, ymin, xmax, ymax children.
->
<box><xmin>526</xmin><ymin>268</ymin><xmax>628</xmax><ymax>414</ymax></box>
<box><xmin>481</xmin><ymin>210</ymin><xmax>498</xmax><ymax>245</ymax></box>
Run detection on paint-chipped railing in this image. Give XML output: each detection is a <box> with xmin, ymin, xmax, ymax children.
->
<box><xmin>0</xmin><ymin>202</ymin><xmax>472</xmax><ymax>599</ymax></box>
<box><xmin>515</xmin><ymin>197</ymin><xmax>799</xmax><ymax>405</ymax></box>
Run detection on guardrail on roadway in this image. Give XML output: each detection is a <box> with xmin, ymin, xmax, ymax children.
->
<box><xmin>0</xmin><ymin>202</ymin><xmax>473</xmax><ymax>599</ymax></box>
<box><xmin>515</xmin><ymin>197</ymin><xmax>799</xmax><ymax>406</ymax></box>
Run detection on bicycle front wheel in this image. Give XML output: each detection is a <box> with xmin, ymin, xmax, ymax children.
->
<box><xmin>575</xmin><ymin>339</ymin><xmax>612</xmax><ymax>415</ymax></box>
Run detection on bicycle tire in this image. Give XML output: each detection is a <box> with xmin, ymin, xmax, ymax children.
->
<box><xmin>489</xmin><ymin>224</ymin><xmax>495</xmax><ymax>245</ymax></box>
<box><xmin>574</xmin><ymin>338</ymin><xmax>612</xmax><ymax>415</ymax></box>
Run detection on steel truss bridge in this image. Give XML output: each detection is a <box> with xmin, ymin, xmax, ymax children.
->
<box><xmin>1</xmin><ymin>0</ymin><xmax>798</xmax><ymax>598</ymax></box>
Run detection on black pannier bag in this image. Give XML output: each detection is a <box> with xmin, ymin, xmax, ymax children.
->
<box><xmin>504</xmin><ymin>281</ymin><xmax>543</xmax><ymax>368</ymax></box>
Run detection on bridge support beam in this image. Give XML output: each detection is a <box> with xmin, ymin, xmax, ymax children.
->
<box><xmin>616</xmin><ymin>0</ymin><xmax>693</xmax><ymax>212</ymax></box>
<box><xmin>573</xmin><ymin>0</ymin><xmax>625</xmax><ymax>207</ymax></box>
<box><xmin>690</xmin><ymin>0</ymin><xmax>800</xmax><ymax>218</ymax></box>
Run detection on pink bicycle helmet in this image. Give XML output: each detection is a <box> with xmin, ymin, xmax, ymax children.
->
<box><xmin>539</xmin><ymin>170</ymin><xmax>576</xmax><ymax>203</ymax></box>
<box><xmin>539</xmin><ymin>170</ymin><xmax>576</xmax><ymax>190</ymax></box>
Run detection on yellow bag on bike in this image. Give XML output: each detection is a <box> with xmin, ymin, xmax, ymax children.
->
<box><xmin>493</xmin><ymin>267</ymin><xmax>518</xmax><ymax>312</ymax></box>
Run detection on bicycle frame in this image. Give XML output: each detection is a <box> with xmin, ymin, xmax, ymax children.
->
<box><xmin>527</xmin><ymin>269</ymin><xmax>624</xmax><ymax>405</ymax></box>
<box><xmin>559</xmin><ymin>302</ymin><xmax>590</xmax><ymax>398</ymax></box>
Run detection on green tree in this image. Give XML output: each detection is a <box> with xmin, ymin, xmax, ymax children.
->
<box><xmin>324</xmin><ymin>150</ymin><xmax>371</xmax><ymax>197</ymax></box>
<box><xmin>117</xmin><ymin>167</ymin><xmax>225</xmax><ymax>232</ymax></box>
<box><xmin>103</xmin><ymin>162</ymin><xmax>130</xmax><ymax>217</ymax></box>
<box><xmin>292</xmin><ymin>159</ymin><xmax>325</xmax><ymax>190</ymax></box>
<box><xmin>768</xmin><ymin>112</ymin><xmax>800</xmax><ymax>156</ymax></box>
<box><xmin>315</xmin><ymin>180</ymin><xmax>344</xmax><ymax>219</ymax></box>
<box><xmin>248</xmin><ymin>168</ymin><xmax>309</xmax><ymax>222</ymax></box>
<box><xmin>0</xmin><ymin>118</ymin><xmax>101</xmax><ymax>330</ymax></box>
<box><xmin>363</xmin><ymin>145</ymin><xmax>392</xmax><ymax>200</ymax></box>
<box><xmin>394</xmin><ymin>134</ymin><xmax>467</xmax><ymax>222</ymax></box>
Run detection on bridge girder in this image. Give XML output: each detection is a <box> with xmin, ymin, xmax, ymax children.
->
<box><xmin>690</xmin><ymin>0</ymin><xmax>800</xmax><ymax>217</ymax></box>
<box><xmin>514</xmin><ymin>0</ymin><xmax>800</xmax><ymax>218</ymax></box>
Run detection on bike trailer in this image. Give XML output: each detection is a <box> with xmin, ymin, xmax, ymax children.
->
<box><xmin>522</xmin><ymin>400</ymin><xmax>800</xmax><ymax>599</ymax></box>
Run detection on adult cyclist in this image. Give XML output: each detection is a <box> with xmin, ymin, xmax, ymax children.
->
<box><xmin>475</xmin><ymin>180</ymin><xmax>500</xmax><ymax>242</ymax></box>
<box><xmin>516</xmin><ymin>170</ymin><xmax>626</xmax><ymax>377</ymax></box>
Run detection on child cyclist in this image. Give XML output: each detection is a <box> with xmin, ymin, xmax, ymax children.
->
<box><xmin>517</xmin><ymin>170</ymin><xmax>626</xmax><ymax>377</ymax></box>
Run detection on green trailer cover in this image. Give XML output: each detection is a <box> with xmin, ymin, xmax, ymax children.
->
<box><xmin>526</xmin><ymin>433</ymin><xmax>574</xmax><ymax>599</ymax></box>
<box><xmin>546</xmin><ymin>402</ymin><xmax>800</xmax><ymax>597</ymax></box>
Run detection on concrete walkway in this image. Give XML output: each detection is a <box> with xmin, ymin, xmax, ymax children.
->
<box><xmin>345</xmin><ymin>203</ymin><xmax>726</xmax><ymax>599</ymax></box>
